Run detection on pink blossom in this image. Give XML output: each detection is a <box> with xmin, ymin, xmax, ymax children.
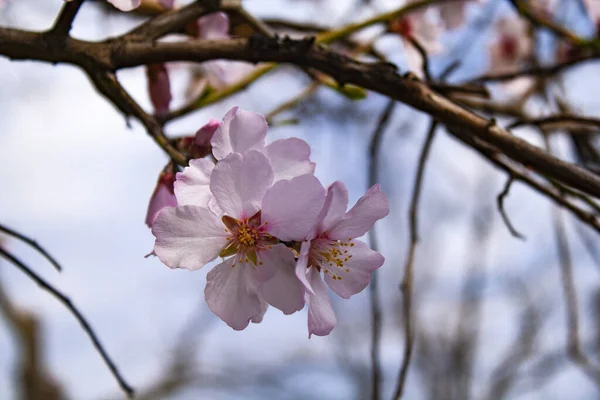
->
<box><xmin>153</xmin><ymin>150</ymin><xmax>326</xmax><ymax>329</ymax></box>
<box><xmin>159</xmin><ymin>0</ymin><xmax>174</xmax><ymax>10</ymax></box>
<box><xmin>295</xmin><ymin>182</ymin><xmax>389</xmax><ymax>337</ymax></box>
<box><xmin>146</xmin><ymin>64</ymin><xmax>172</xmax><ymax>117</ymax></box>
<box><xmin>145</xmin><ymin>165</ymin><xmax>177</xmax><ymax>228</ymax></box>
<box><xmin>488</xmin><ymin>16</ymin><xmax>534</xmax><ymax>95</ymax></box>
<box><xmin>584</xmin><ymin>0</ymin><xmax>600</xmax><ymax>27</ymax></box>
<box><xmin>173</xmin><ymin>107</ymin><xmax>314</xmax><ymax>223</ymax></box>
<box><xmin>389</xmin><ymin>9</ymin><xmax>443</xmax><ymax>76</ymax></box>
<box><xmin>186</xmin><ymin>13</ymin><xmax>254</xmax><ymax>97</ymax></box>
<box><xmin>489</xmin><ymin>17</ymin><xmax>532</xmax><ymax>74</ymax></box>
<box><xmin>211</xmin><ymin>107</ymin><xmax>316</xmax><ymax>180</ymax></box>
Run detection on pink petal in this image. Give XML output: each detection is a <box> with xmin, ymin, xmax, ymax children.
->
<box><xmin>323</xmin><ymin>239</ymin><xmax>384</xmax><ymax>299</ymax></box>
<box><xmin>439</xmin><ymin>3</ymin><xmax>467</xmax><ymax>30</ymax></box>
<box><xmin>159</xmin><ymin>0</ymin><xmax>174</xmax><ymax>10</ymax></box>
<box><xmin>174</xmin><ymin>158</ymin><xmax>214</xmax><ymax>207</ymax></box>
<box><xmin>107</xmin><ymin>0</ymin><xmax>140</xmax><ymax>12</ymax></box>
<box><xmin>295</xmin><ymin>240</ymin><xmax>314</xmax><ymax>295</ymax></box>
<box><xmin>210</xmin><ymin>151</ymin><xmax>274</xmax><ymax>219</ymax></box>
<box><xmin>197</xmin><ymin>12</ymin><xmax>230</xmax><ymax>40</ymax></box>
<box><xmin>145</xmin><ymin>176</ymin><xmax>177</xmax><ymax>228</ymax></box>
<box><xmin>152</xmin><ymin>205</ymin><xmax>228</xmax><ymax>270</ymax></box>
<box><xmin>211</xmin><ymin>107</ymin><xmax>267</xmax><ymax>160</ymax></box>
<box><xmin>204</xmin><ymin>258</ymin><xmax>265</xmax><ymax>330</ymax></box>
<box><xmin>265</xmin><ymin>138</ymin><xmax>316</xmax><ymax>181</ymax></box>
<box><xmin>305</xmin><ymin>267</ymin><xmax>336</xmax><ymax>338</ymax></box>
<box><xmin>146</xmin><ymin>64</ymin><xmax>172</xmax><ymax>117</ymax></box>
<box><xmin>316</xmin><ymin>181</ymin><xmax>349</xmax><ymax>236</ymax></box>
<box><xmin>251</xmin><ymin>298</ymin><xmax>269</xmax><ymax>324</ymax></box>
<box><xmin>259</xmin><ymin>244</ymin><xmax>305</xmax><ymax>315</ymax></box>
<box><xmin>261</xmin><ymin>174</ymin><xmax>326</xmax><ymax>241</ymax></box>
<box><xmin>327</xmin><ymin>184</ymin><xmax>389</xmax><ymax>240</ymax></box>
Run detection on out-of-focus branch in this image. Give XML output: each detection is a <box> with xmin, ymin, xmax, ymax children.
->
<box><xmin>0</xmin><ymin>260</ymin><xmax>65</xmax><ymax>400</ymax></box>
<box><xmin>508</xmin><ymin>115</ymin><xmax>600</xmax><ymax>131</ymax></box>
<box><xmin>367</xmin><ymin>99</ymin><xmax>396</xmax><ymax>400</ymax></box>
<box><xmin>393</xmin><ymin>120</ymin><xmax>438</xmax><ymax>400</ymax></box>
<box><xmin>497</xmin><ymin>176</ymin><xmax>526</xmax><ymax>239</ymax></box>
<box><xmin>0</xmin><ymin>223</ymin><xmax>62</xmax><ymax>272</ymax></box>
<box><xmin>0</xmin><ymin>247</ymin><xmax>134</xmax><ymax>397</ymax></box>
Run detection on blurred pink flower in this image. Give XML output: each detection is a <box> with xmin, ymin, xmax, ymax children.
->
<box><xmin>389</xmin><ymin>9</ymin><xmax>443</xmax><ymax>76</ymax></box>
<box><xmin>153</xmin><ymin>151</ymin><xmax>326</xmax><ymax>329</ymax></box>
<box><xmin>159</xmin><ymin>0</ymin><xmax>174</xmax><ymax>9</ymax></box>
<box><xmin>489</xmin><ymin>17</ymin><xmax>532</xmax><ymax>74</ymax></box>
<box><xmin>146</xmin><ymin>64</ymin><xmax>172</xmax><ymax>117</ymax></box>
<box><xmin>145</xmin><ymin>166</ymin><xmax>177</xmax><ymax>228</ymax></box>
<box><xmin>186</xmin><ymin>13</ymin><xmax>254</xmax><ymax>97</ymax></box>
<box><xmin>295</xmin><ymin>182</ymin><xmax>389</xmax><ymax>337</ymax></box>
<box><xmin>584</xmin><ymin>0</ymin><xmax>600</xmax><ymax>28</ymax></box>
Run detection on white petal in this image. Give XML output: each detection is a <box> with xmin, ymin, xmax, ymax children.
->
<box><xmin>152</xmin><ymin>206</ymin><xmax>228</xmax><ymax>270</ymax></box>
<box><xmin>316</xmin><ymin>181</ymin><xmax>349</xmax><ymax>235</ymax></box>
<box><xmin>306</xmin><ymin>267</ymin><xmax>337</xmax><ymax>338</ymax></box>
<box><xmin>211</xmin><ymin>107</ymin><xmax>267</xmax><ymax>160</ymax></box>
<box><xmin>174</xmin><ymin>158</ymin><xmax>214</xmax><ymax>207</ymax></box>
<box><xmin>210</xmin><ymin>151</ymin><xmax>274</xmax><ymax>219</ymax></box>
<box><xmin>261</xmin><ymin>174</ymin><xmax>326</xmax><ymax>241</ymax></box>
<box><xmin>205</xmin><ymin>258</ymin><xmax>264</xmax><ymax>330</ymax></box>
<box><xmin>265</xmin><ymin>138</ymin><xmax>315</xmax><ymax>181</ymax></box>
<box><xmin>259</xmin><ymin>244</ymin><xmax>305</xmax><ymax>315</ymax></box>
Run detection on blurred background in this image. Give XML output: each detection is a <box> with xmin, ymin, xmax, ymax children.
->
<box><xmin>1</xmin><ymin>0</ymin><xmax>600</xmax><ymax>398</ymax></box>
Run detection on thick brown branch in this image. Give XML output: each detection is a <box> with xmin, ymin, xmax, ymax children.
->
<box><xmin>1</xmin><ymin>31</ymin><xmax>600</xmax><ymax>197</ymax></box>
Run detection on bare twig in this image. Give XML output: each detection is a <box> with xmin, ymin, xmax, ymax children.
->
<box><xmin>367</xmin><ymin>99</ymin><xmax>396</xmax><ymax>400</ymax></box>
<box><xmin>508</xmin><ymin>115</ymin><xmax>600</xmax><ymax>131</ymax></box>
<box><xmin>497</xmin><ymin>176</ymin><xmax>526</xmax><ymax>240</ymax></box>
<box><xmin>50</xmin><ymin>0</ymin><xmax>85</xmax><ymax>37</ymax></box>
<box><xmin>0</xmin><ymin>223</ymin><xmax>62</xmax><ymax>272</ymax></box>
<box><xmin>0</xmin><ymin>247</ymin><xmax>134</xmax><ymax>397</ymax></box>
<box><xmin>393</xmin><ymin>119</ymin><xmax>438</xmax><ymax>400</ymax></box>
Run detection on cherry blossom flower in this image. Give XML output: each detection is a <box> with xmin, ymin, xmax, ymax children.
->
<box><xmin>153</xmin><ymin>150</ymin><xmax>326</xmax><ymax>329</ymax></box>
<box><xmin>488</xmin><ymin>16</ymin><xmax>534</xmax><ymax>95</ymax></box>
<box><xmin>174</xmin><ymin>107</ymin><xmax>315</xmax><ymax>213</ymax></box>
<box><xmin>295</xmin><ymin>181</ymin><xmax>389</xmax><ymax>337</ymax></box>
<box><xmin>584</xmin><ymin>0</ymin><xmax>600</xmax><ymax>29</ymax></box>
<box><xmin>146</xmin><ymin>64</ymin><xmax>172</xmax><ymax>117</ymax></box>
<box><xmin>145</xmin><ymin>164</ymin><xmax>177</xmax><ymax>228</ymax></box>
<box><xmin>389</xmin><ymin>8</ymin><xmax>442</xmax><ymax>76</ymax></box>
<box><xmin>186</xmin><ymin>13</ymin><xmax>254</xmax><ymax>98</ymax></box>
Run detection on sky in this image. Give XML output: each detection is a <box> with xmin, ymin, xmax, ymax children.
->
<box><xmin>1</xmin><ymin>0</ymin><xmax>600</xmax><ymax>399</ymax></box>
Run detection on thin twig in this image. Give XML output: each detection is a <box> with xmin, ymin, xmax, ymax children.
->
<box><xmin>0</xmin><ymin>223</ymin><xmax>62</xmax><ymax>272</ymax></box>
<box><xmin>367</xmin><ymin>99</ymin><xmax>396</xmax><ymax>400</ymax></box>
<box><xmin>50</xmin><ymin>0</ymin><xmax>85</xmax><ymax>37</ymax></box>
<box><xmin>508</xmin><ymin>115</ymin><xmax>600</xmax><ymax>131</ymax></box>
<box><xmin>497</xmin><ymin>176</ymin><xmax>526</xmax><ymax>240</ymax></box>
<box><xmin>265</xmin><ymin>82</ymin><xmax>320</xmax><ymax>124</ymax></box>
<box><xmin>406</xmin><ymin>36</ymin><xmax>431</xmax><ymax>81</ymax></box>
<box><xmin>0</xmin><ymin>247</ymin><xmax>134</xmax><ymax>397</ymax></box>
<box><xmin>393</xmin><ymin>120</ymin><xmax>438</xmax><ymax>400</ymax></box>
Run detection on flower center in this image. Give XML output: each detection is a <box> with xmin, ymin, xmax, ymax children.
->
<box><xmin>309</xmin><ymin>238</ymin><xmax>355</xmax><ymax>280</ymax></box>
<box><xmin>220</xmin><ymin>211</ymin><xmax>277</xmax><ymax>266</ymax></box>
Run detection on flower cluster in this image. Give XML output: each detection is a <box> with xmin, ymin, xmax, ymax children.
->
<box><xmin>147</xmin><ymin>107</ymin><xmax>389</xmax><ymax>336</ymax></box>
